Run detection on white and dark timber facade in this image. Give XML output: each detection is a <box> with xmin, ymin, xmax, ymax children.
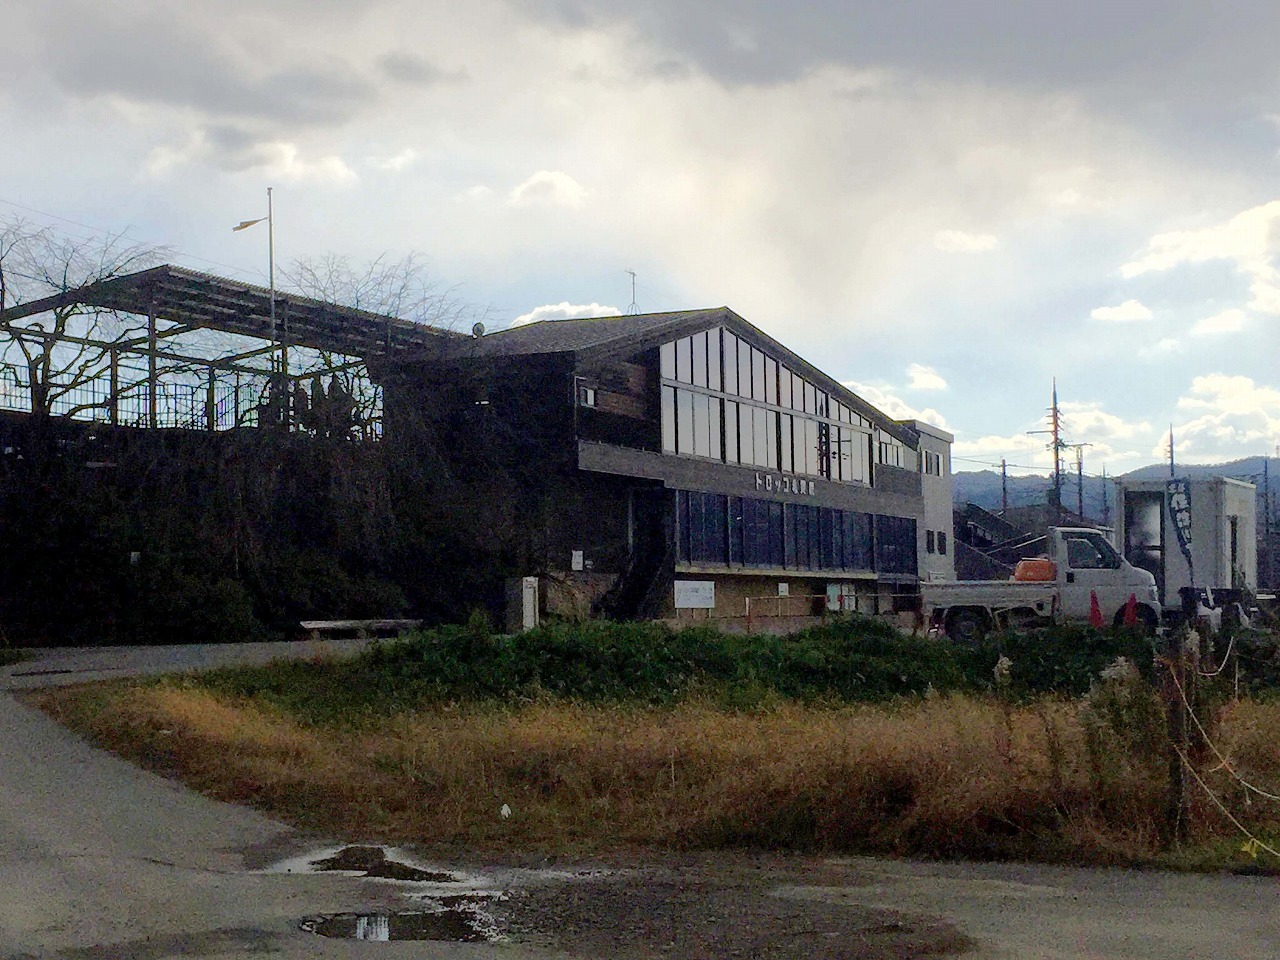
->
<box><xmin>386</xmin><ymin>306</ymin><xmax>955</xmax><ymax>624</ymax></box>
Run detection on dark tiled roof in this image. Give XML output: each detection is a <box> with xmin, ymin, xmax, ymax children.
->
<box><xmin>463</xmin><ymin>308</ymin><xmax>731</xmax><ymax>358</ymax></box>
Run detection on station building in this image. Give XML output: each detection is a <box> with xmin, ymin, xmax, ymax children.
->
<box><xmin>388</xmin><ymin>306</ymin><xmax>956</xmax><ymax>625</ymax></box>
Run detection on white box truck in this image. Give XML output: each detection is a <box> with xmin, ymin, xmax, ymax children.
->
<box><xmin>1115</xmin><ymin>477</ymin><xmax>1257</xmax><ymax>623</ymax></box>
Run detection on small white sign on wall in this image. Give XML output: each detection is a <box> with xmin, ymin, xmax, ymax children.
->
<box><xmin>571</xmin><ymin>550</ymin><xmax>584</xmax><ymax>572</ymax></box>
<box><xmin>777</xmin><ymin>582</ymin><xmax>790</xmax><ymax>597</ymax></box>
<box><xmin>674</xmin><ymin>580</ymin><xmax>716</xmax><ymax>609</ymax></box>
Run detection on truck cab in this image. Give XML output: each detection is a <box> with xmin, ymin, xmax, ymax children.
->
<box><xmin>922</xmin><ymin>526</ymin><xmax>1160</xmax><ymax>640</ymax></box>
<box><xmin>1054</xmin><ymin>528</ymin><xmax>1160</xmax><ymax>628</ymax></box>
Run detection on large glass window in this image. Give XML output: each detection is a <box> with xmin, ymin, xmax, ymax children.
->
<box><xmin>676</xmin><ymin>490</ymin><xmax>887</xmax><ymax>574</ymax></box>
<box><xmin>658</xmin><ymin>332</ymin><xmax>897</xmax><ymax>487</ymax></box>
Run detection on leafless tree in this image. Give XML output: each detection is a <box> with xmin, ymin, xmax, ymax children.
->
<box><xmin>0</xmin><ymin>217</ymin><xmax>165</xmax><ymax>422</ymax></box>
<box><xmin>284</xmin><ymin>252</ymin><xmax>488</xmax><ymax>439</ymax></box>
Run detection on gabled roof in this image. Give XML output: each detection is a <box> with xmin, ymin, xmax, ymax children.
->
<box><xmin>0</xmin><ymin>264</ymin><xmax>461</xmax><ymax>359</ymax></box>
<box><xmin>466</xmin><ymin>307</ymin><xmax>921</xmax><ymax>446</ymax></box>
<box><xmin>463</xmin><ymin>308</ymin><xmax>729</xmax><ymax>359</ymax></box>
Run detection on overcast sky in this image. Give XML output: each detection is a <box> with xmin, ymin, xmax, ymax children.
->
<box><xmin>3</xmin><ymin>0</ymin><xmax>1279</xmax><ymax>476</ymax></box>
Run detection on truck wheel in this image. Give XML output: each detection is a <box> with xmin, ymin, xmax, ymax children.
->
<box><xmin>1114</xmin><ymin>606</ymin><xmax>1159</xmax><ymax>635</ymax></box>
<box><xmin>946</xmin><ymin>610</ymin><xmax>988</xmax><ymax>644</ymax></box>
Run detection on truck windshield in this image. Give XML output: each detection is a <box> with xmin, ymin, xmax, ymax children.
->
<box><xmin>1065</xmin><ymin>533</ymin><xmax>1121</xmax><ymax>570</ymax></box>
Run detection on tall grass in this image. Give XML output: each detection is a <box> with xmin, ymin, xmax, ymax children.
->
<box><xmin>32</xmin><ymin>618</ymin><xmax>1280</xmax><ymax>866</ymax></box>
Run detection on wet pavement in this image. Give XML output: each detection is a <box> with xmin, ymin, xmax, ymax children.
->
<box><xmin>3</xmin><ymin>643</ymin><xmax>1280</xmax><ymax>959</ymax></box>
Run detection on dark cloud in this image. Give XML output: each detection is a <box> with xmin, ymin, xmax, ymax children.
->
<box><xmin>515</xmin><ymin>0</ymin><xmax>1280</xmax><ymax>103</ymax></box>
<box><xmin>40</xmin><ymin>5</ymin><xmax>378</xmax><ymax>127</ymax></box>
<box><xmin>377</xmin><ymin>51</ymin><xmax>466</xmax><ymax>86</ymax></box>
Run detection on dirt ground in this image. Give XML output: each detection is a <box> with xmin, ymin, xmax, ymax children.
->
<box><xmin>494</xmin><ymin>852</ymin><xmax>971</xmax><ymax>959</ymax></box>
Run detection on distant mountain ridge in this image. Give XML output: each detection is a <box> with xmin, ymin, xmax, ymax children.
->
<box><xmin>953</xmin><ymin>456</ymin><xmax>1278</xmax><ymax>522</ymax></box>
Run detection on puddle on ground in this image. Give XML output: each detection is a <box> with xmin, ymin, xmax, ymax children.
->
<box><xmin>259</xmin><ymin>844</ymin><xmax>466</xmax><ymax>887</ymax></box>
<box><xmin>301</xmin><ymin>898</ymin><xmax>502</xmax><ymax>942</ymax></box>
<box><xmin>310</xmin><ymin>845</ymin><xmax>456</xmax><ymax>882</ymax></box>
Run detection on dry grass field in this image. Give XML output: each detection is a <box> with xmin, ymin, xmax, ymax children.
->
<box><xmin>30</xmin><ymin>675</ymin><xmax>1280</xmax><ymax>868</ymax></box>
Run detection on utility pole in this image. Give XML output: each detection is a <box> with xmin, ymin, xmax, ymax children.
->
<box><xmin>1168</xmin><ymin>424</ymin><xmax>1175</xmax><ymax>478</ymax></box>
<box><xmin>1001</xmin><ymin>458</ymin><xmax>1008</xmax><ymax>515</ymax></box>
<box><xmin>1052</xmin><ymin>380</ymin><xmax>1062</xmax><ymax>519</ymax></box>
<box><xmin>1076</xmin><ymin>446</ymin><xmax>1085</xmax><ymax>519</ymax></box>
<box><xmin>1101</xmin><ymin>464</ymin><xmax>1111</xmax><ymax>528</ymax></box>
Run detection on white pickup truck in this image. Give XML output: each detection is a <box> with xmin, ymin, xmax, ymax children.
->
<box><xmin>922</xmin><ymin>527</ymin><xmax>1161</xmax><ymax>642</ymax></box>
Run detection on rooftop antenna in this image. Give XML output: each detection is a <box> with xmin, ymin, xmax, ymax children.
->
<box><xmin>625</xmin><ymin>269</ymin><xmax>638</xmax><ymax>315</ymax></box>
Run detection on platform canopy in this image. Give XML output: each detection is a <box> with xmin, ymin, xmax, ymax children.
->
<box><xmin>0</xmin><ymin>264</ymin><xmax>461</xmax><ymax>361</ymax></box>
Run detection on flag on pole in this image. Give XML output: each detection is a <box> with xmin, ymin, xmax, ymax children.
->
<box><xmin>232</xmin><ymin>217</ymin><xmax>267</xmax><ymax>232</ymax></box>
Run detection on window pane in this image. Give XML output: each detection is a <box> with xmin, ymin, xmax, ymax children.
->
<box><xmin>723</xmin><ymin>333</ymin><xmax>738</xmax><ymax>396</ymax></box>
<box><xmin>783</xmin><ymin>504</ymin><xmax>796</xmax><ymax>569</ymax></box>
<box><xmin>728</xmin><ymin>497</ymin><xmax>743</xmax><ymax>565</ymax></box>
<box><xmin>793</xmin><ymin>373</ymin><xmax>805</xmax><ymax>409</ymax></box>
<box><xmin>805</xmin><ymin>418</ymin><xmax>819</xmax><ymax>476</ymax></box>
<box><xmin>765</xmin><ymin>358</ymin><xmax>778</xmax><ymax>406</ymax></box>
<box><xmin>739</xmin><ymin>403</ymin><xmax>755</xmax><ymax>465</ymax></box>
<box><xmin>662</xmin><ymin>386</ymin><xmax>676</xmax><ymax>452</ymax></box>
<box><xmin>692</xmin><ymin>331</ymin><xmax>708</xmax><ymax>387</ymax></box>
<box><xmin>820</xmin><ymin>507</ymin><xmax>835</xmax><ymax>569</ymax></box>
<box><xmin>676</xmin><ymin>337</ymin><xmax>692</xmax><ymax>383</ymax></box>
<box><xmin>751</xmin><ymin>349</ymin><xmax>765</xmax><ymax>400</ymax></box>
<box><xmin>708</xmin><ymin>329</ymin><xmax>722</xmax><ymax>392</ymax></box>
<box><xmin>765</xmin><ymin>409</ymin><xmax>778</xmax><ymax>469</ymax></box>
<box><xmin>661</xmin><ymin>342</ymin><xmax>676</xmax><ymax>380</ymax></box>
<box><xmin>709</xmin><ymin>396</ymin><xmax>723</xmax><ymax>460</ymax></box>
<box><xmin>816</xmin><ymin>391</ymin><xmax>828</xmax><ymax>418</ymax></box>
<box><xmin>779</xmin><ymin>366</ymin><xmax>792</xmax><ymax>408</ymax></box>
<box><xmin>753</xmin><ymin>406</ymin><xmax>768</xmax><ymax>468</ymax></box>
<box><xmin>693</xmin><ymin>393</ymin><xmax>710</xmax><ymax>457</ymax></box>
<box><xmin>725</xmin><ymin>401</ymin><xmax>739</xmax><ymax>462</ymax></box>
<box><xmin>676</xmin><ymin>490</ymin><xmax>690</xmax><ymax>562</ymax></box>
<box><xmin>768</xmin><ymin>502</ymin><xmax>785</xmax><ymax>568</ymax></box>
<box><xmin>803</xmin><ymin>381</ymin><xmax>815</xmax><ymax>414</ymax></box>
<box><xmin>738</xmin><ymin>340</ymin><xmax>752</xmax><ymax>398</ymax></box>
<box><xmin>677</xmin><ymin>389</ymin><xmax>694</xmax><ymax>454</ymax></box>
<box><xmin>779</xmin><ymin>414</ymin><xmax>793</xmax><ymax>473</ymax></box>
<box><xmin>688</xmin><ymin>491</ymin><xmax>706</xmax><ymax>561</ymax></box>
<box><xmin>795</xmin><ymin>504</ymin><xmax>809</xmax><ymax>569</ymax></box>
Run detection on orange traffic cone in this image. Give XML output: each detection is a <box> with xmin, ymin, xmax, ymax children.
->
<box><xmin>1089</xmin><ymin>589</ymin><xmax>1104</xmax><ymax>629</ymax></box>
<box><xmin>1123</xmin><ymin>593</ymin><xmax>1138</xmax><ymax>627</ymax></box>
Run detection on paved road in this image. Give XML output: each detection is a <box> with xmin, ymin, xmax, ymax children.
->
<box><xmin>1</xmin><ymin>642</ymin><xmax>1278</xmax><ymax>959</ymax></box>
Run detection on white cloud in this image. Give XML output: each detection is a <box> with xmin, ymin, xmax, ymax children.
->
<box><xmin>1121</xmin><ymin>200</ymin><xmax>1280</xmax><ymax>314</ymax></box>
<box><xmin>1059</xmin><ymin>401</ymin><xmax>1150</xmax><ymax>440</ymax></box>
<box><xmin>933</xmin><ymin>229</ymin><xmax>998</xmax><ymax>253</ymax></box>
<box><xmin>1190</xmin><ymin>308</ymin><xmax>1247</xmax><ymax>336</ymax></box>
<box><xmin>843</xmin><ymin>380</ymin><xmax>951</xmax><ymax>431</ymax></box>
<box><xmin>906</xmin><ymin>363</ymin><xmax>947</xmax><ymax>391</ymax></box>
<box><xmin>1138</xmin><ymin>337</ymin><xmax>1185</xmax><ymax>359</ymax></box>
<box><xmin>1166</xmin><ymin>374</ymin><xmax>1280</xmax><ymax>462</ymax></box>
<box><xmin>369</xmin><ymin>148</ymin><xmax>419</xmax><ymax>172</ymax></box>
<box><xmin>508</xmin><ymin>170</ymin><xmax>588</xmax><ymax>209</ymax></box>
<box><xmin>1089</xmin><ymin>299</ymin><xmax>1152</xmax><ymax>322</ymax></box>
<box><xmin>511</xmin><ymin>301</ymin><xmax>621</xmax><ymax>327</ymax></box>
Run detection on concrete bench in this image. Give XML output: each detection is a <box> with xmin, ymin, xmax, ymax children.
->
<box><xmin>300</xmin><ymin>619</ymin><xmax>423</xmax><ymax>642</ymax></box>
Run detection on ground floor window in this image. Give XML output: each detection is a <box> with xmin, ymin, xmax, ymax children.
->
<box><xmin>674</xmin><ymin>489</ymin><xmax>911</xmax><ymax>574</ymax></box>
